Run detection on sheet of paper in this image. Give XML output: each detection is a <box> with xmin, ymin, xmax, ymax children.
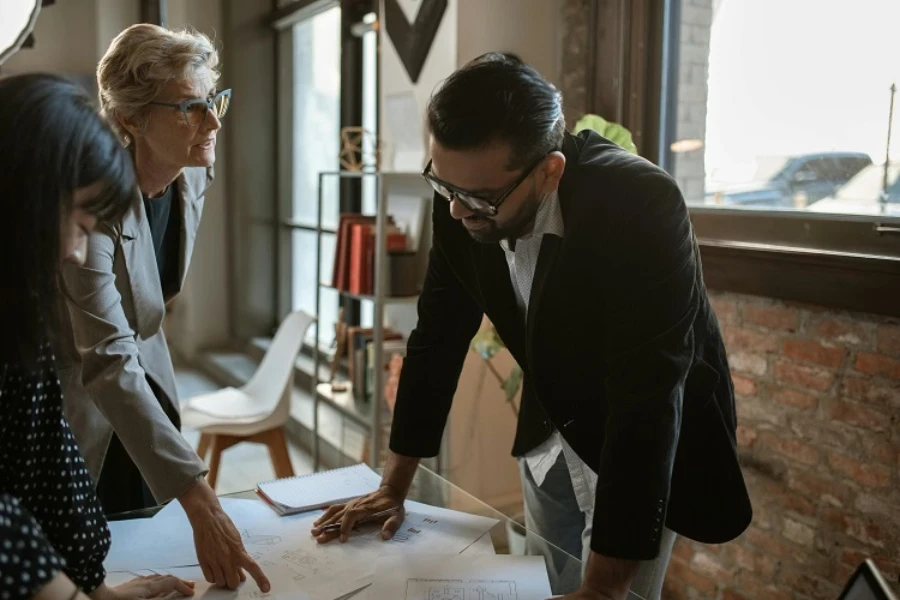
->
<box><xmin>368</xmin><ymin>555</ymin><xmax>553</xmax><ymax>600</ymax></box>
<box><xmin>105</xmin><ymin>497</ymin><xmax>498</xmax><ymax>599</ymax></box>
<box><xmin>106</xmin><ymin>498</ymin><xmax>313</xmax><ymax>571</ymax></box>
<box><xmin>459</xmin><ymin>531</ymin><xmax>496</xmax><ymax>556</ymax></box>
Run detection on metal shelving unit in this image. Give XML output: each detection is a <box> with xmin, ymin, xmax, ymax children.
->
<box><xmin>310</xmin><ymin>170</ymin><xmax>429</xmax><ymax>470</ymax></box>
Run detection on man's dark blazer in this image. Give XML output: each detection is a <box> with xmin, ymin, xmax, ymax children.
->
<box><xmin>389</xmin><ymin>129</ymin><xmax>752</xmax><ymax>560</ymax></box>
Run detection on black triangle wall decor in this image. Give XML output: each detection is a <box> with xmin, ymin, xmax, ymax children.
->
<box><xmin>384</xmin><ymin>0</ymin><xmax>448</xmax><ymax>84</ymax></box>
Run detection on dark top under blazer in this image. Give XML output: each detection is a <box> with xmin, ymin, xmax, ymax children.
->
<box><xmin>389</xmin><ymin>130</ymin><xmax>753</xmax><ymax>560</ymax></box>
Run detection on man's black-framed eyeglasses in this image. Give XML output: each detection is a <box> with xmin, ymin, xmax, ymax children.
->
<box><xmin>422</xmin><ymin>155</ymin><xmax>545</xmax><ymax>216</ymax></box>
<box><xmin>148</xmin><ymin>88</ymin><xmax>232</xmax><ymax>127</ymax></box>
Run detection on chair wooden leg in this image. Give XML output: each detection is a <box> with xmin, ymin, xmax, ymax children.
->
<box><xmin>197</xmin><ymin>433</ymin><xmax>212</xmax><ymax>461</ymax></box>
<box><xmin>263</xmin><ymin>427</ymin><xmax>294</xmax><ymax>479</ymax></box>
<box><xmin>207</xmin><ymin>434</ymin><xmax>240</xmax><ymax>490</ymax></box>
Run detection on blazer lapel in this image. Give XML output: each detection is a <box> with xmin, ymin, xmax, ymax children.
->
<box><xmin>175</xmin><ymin>170</ymin><xmax>204</xmax><ymax>292</ymax></box>
<box><xmin>120</xmin><ymin>192</ymin><xmax>165</xmax><ymax>338</ymax></box>
<box><xmin>470</xmin><ymin>242</ymin><xmax>528</xmax><ymax>365</ymax></box>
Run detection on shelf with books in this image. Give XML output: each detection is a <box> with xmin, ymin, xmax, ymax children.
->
<box><xmin>311</xmin><ymin>170</ymin><xmax>432</xmax><ymax>471</ymax></box>
<box><xmin>319</xmin><ymin>282</ymin><xmax>419</xmax><ymax>304</ymax></box>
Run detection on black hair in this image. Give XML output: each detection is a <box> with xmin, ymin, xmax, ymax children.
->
<box><xmin>426</xmin><ymin>52</ymin><xmax>566</xmax><ymax>171</ymax></box>
<box><xmin>0</xmin><ymin>73</ymin><xmax>136</xmax><ymax>366</ymax></box>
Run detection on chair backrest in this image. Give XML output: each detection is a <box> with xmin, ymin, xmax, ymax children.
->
<box><xmin>837</xmin><ymin>559</ymin><xmax>898</xmax><ymax>600</ymax></box>
<box><xmin>242</xmin><ymin>311</ymin><xmax>315</xmax><ymax>408</ymax></box>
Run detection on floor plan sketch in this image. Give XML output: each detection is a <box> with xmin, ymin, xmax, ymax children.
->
<box><xmin>240</xmin><ymin>529</ymin><xmax>282</xmax><ymax>546</ymax></box>
<box><xmin>281</xmin><ymin>549</ymin><xmax>336</xmax><ymax>581</ymax></box>
<box><xmin>406</xmin><ymin>578</ymin><xmax>518</xmax><ymax>600</ymax></box>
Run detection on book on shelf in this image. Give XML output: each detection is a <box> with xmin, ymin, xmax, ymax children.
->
<box><xmin>332</xmin><ymin>213</ymin><xmax>408</xmax><ymax>296</ymax></box>
<box><xmin>346</xmin><ymin>326</ymin><xmax>404</xmax><ymax>402</ymax></box>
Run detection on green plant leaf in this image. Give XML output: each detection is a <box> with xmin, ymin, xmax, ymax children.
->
<box><xmin>573</xmin><ymin>114</ymin><xmax>638</xmax><ymax>155</ymax></box>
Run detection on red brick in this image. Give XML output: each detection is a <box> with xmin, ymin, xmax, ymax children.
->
<box><xmin>861</xmin><ymin>436</ymin><xmax>899</xmax><ymax>467</ymax></box>
<box><xmin>752</xmin><ymin>473</ymin><xmax>818</xmax><ymax>518</ymax></box>
<box><xmin>841</xmin><ymin>376</ymin><xmax>900</xmax><ymax>409</ymax></box>
<box><xmin>783</xmin><ymin>338</ymin><xmax>847</xmax><ymax>369</ymax></box>
<box><xmin>729</xmin><ymin>543</ymin><xmax>779</xmax><ymax>579</ymax></box>
<box><xmin>711</xmin><ymin>296</ymin><xmax>739</xmax><ymax>324</ymax></box>
<box><xmin>744</xmin><ymin>305</ymin><xmax>800</xmax><ymax>332</ymax></box>
<box><xmin>744</xmin><ymin>526</ymin><xmax>804</xmax><ymax>562</ymax></box>
<box><xmin>855</xmin><ymin>352</ymin><xmax>900</xmax><ymax>379</ymax></box>
<box><xmin>841</xmin><ymin>550</ymin><xmax>900</xmax><ymax>585</ymax></box>
<box><xmin>736</xmin><ymin>395</ymin><xmax>788</xmax><ymax>427</ymax></box>
<box><xmin>821</xmin><ymin>506</ymin><xmax>890</xmax><ymax>548</ymax></box>
<box><xmin>730</xmin><ymin>352</ymin><xmax>768</xmax><ymax>376</ymax></box>
<box><xmin>771</xmin><ymin>386</ymin><xmax>818</xmax><ymax>410</ymax></box>
<box><xmin>736</xmin><ymin>424</ymin><xmax>758</xmax><ymax>449</ymax></box>
<box><xmin>876</xmin><ymin>323</ymin><xmax>900</xmax><ymax>356</ymax></box>
<box><xmin>782</xmin><ymin>518</ymin><xmax>817</xmax><ymax>547</ymax></box>
<box><xmin>722</xmin><ymin>590</ymin><xmax>751</xmax><ymax>600</ymax></box>
<box><xmin>691</xmin><ymin>551</ymin><xmax>734</xmax><ymax>581</ymax></box>
<box><xmin>671</xmin><ymin>538</ymin><xmax>695</xmax><ymax>563</ymax></box>
<box><xmin>666</xmin><ymin>556</ymin><xmax>719</xmax><ymax>596</ymax></box>
<box><xmin>724</xmin><ymin>326</ymin><xmax>782</xmax><ymax>352</ymax></box>
<box><xmin>786</xmin><ymin>469</ymin><xmax>854</xmax><ymax>508</ymax></box>
<box><xmin>812</xmin><ymin>317</ymin><xmax>871</xmax><ymax>347</ymax></box>
<box><xmin>661</xmin><ymin>578</ymin><xmax>687</xmax><ymax>600</ymax></box>
<box><xmin>855</xmin><ymin>493</ymin><xmax>900</xmax><ymax>528</ymax></box>
<box><xmin>736</xmin><ymin>571</ymin><xmax>793</xmax><ymax>600</ymax></box>
<box><xmin>758</xmin><ymin>431</ymin><xmax>820</xmax><ymax>466</ymax></box>
<box><xmin>732</xmin><ymin>374</ymin><xmax>757</xmax><ymax>396</ymax></box>
<box><xmin>774</xmin><ymin>360</ymin><xmax>836</xmax><ymax>392</ymax></box>
<box><xmin>827</xmin><ymin>451</ymin><xmax>893</xmax><ymax>489</ymax></box>
<box><xmin>827</xmin><ymin>398</ymin><xmax>892</xmax><ymax>433</ymax></box>
<box><xmin>778</xmin><ymin>570</ymin><xmax>843</xmax><ymax>599</ymax></box>
<box><xmin>788</xmin><ymin>418</ymin><xmax>861</xmax><ymax>453</ymax></box>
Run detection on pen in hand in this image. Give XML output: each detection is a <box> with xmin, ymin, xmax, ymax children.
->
<box><xmin>316</xmin><ymin>506</ymin><xmax>402</xmax><ymax>533</ymax></box>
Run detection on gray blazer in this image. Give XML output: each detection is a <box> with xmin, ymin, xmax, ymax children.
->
<box><xmin>56</xmin><ymin>167</ymin><xmax>212</xmax><ymax>503</ymax></box>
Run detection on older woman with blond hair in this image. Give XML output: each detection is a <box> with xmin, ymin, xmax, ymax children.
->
<box><xmin>55</xmin><ymin>24</ymin><xmax>269</xmax><ymax>592</ymax></box>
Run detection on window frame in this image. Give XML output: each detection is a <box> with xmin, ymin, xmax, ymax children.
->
<box><xmin>583</xmin><ymin>0</ymin><xmax>900</xmax><ymax>317</ymax></box>
<box><xmin>274</xmin><ymin>0</ymin><xmax>372</xmax><ymax>355</ymax></box>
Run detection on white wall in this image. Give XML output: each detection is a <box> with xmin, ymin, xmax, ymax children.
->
<box><xmin>164</xmin><ymin>0</ymin><xmax>231</xmax><ymax>361</ymax></box>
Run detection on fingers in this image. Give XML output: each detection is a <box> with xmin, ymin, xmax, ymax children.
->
<box><xmin>381</xmin><ymin>507</ymin><xmax>406</xmax><ymax>540</ymax></box>
<box><xmin>241</xmin><ymin>553</ymin><xmax>271</xmax><ymax>593</ymax></box>
<box><xmin>223</xmin><ymin>562</ymin><xmax>241</xmax><ymax>590</ymax></box>
<box><xmin>313</xmin><ymin>503</ymin><xmax>345</xmax><ymax>528</ymax></box>
<box><xmin>200</xmin><ymin>562</ymin><xmax>215</xmax><ymax>585</ymax></box>
<box><xmin>311</xmin><ymin>507</ymin><xmax>347</xmax><ymax>536</ymax></box>
<box><xmin>211</xmin><ymin>562</ymin><xmax>227</xmax><ymax>589</ymax></box>
<box><xmin>339</xmin><ymin>507</ymin><xmax>368</xmax><ymax>543</ymax></box>
<box><xmin>148</xmin><ymin>575</ymin><xmax>195</xmax><ymax>598</ymax></box>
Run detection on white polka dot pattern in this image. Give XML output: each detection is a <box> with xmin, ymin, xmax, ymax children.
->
<box><xmin>0</xmin><ymin>345</ymin><xmax>110</xmax><ymax>599</ymax></box>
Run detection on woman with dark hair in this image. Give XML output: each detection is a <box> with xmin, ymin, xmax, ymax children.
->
<box><xmin>0</xmin><ymin>73</ymin><xmax>195</xmax><ymax>600</ymax></box>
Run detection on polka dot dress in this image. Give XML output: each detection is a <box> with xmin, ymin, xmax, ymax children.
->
<box><xmin>0</xmin><ymin>343</ymin><xmax>110</xmax><ymax>599</ymax></box>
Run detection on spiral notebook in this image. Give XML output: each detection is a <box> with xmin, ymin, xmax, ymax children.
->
<box><xmin>255</xmin><ymin>463</ymin><xmax>383</xmax><ymax>516</ymax></box>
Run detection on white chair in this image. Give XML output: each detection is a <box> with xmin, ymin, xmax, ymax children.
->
<box><xmin>181</xmin><ymin>310</ymin><xmax>315</xmax><ymax>490</ymax></box>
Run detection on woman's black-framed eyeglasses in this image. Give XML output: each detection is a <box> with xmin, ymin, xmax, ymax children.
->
<box><xmin>422</xmin><ymin>155</ymin><xmax>545</xmax><ymax>216</ymax></box>
<box><xmin>148</xmin><ymin>88</ymin><xmax>232</xmax><ymax>127</ymax></box>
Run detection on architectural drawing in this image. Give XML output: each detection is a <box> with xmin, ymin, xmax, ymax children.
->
<box><xmin>406</xmin><ymin>579</ymin><xmax>518</xmax><ymax>600</ymax></box>
<box><xmin>281</xmin><ymin>549</ymin><xmax>336</xmax><ymax>581</ymax></box>
<box><xmin>240</xmin><ymin>529</ymin><xmax>283</xmax><ymax>546</ymax></box>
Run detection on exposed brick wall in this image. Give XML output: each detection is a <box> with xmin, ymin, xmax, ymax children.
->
<box><xmin>663</xmin><ymin>291</ymin><xmax>900</xmax><ymax>600</ymax></box>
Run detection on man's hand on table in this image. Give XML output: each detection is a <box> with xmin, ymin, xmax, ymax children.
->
<box><xmin>177</xmin><ymin>477</ymin><xmax>271</xmax><ymax>592</ymax></box>
<box><xmin>311</xmin><ymin>484</ymin><xmax>406</xmax><ymax>543</ymax></box>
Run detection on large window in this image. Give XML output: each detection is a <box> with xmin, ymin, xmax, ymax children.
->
<box><xmin>289</xmin><ymin>4</ymin><xmax>342</xmax><ymax>346</ymax></box>
<box><xmin>668</xmin><ymin>0</ymin><xmax>900</xmax><ymax>219</ymax></box>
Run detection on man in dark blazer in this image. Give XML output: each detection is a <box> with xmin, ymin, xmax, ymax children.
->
<box><xmin>313</xmin><ymin>53</ymin><xmax>751</xmax><ymax>600</ymax></box>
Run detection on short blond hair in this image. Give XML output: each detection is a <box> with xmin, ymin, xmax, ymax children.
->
<box><xmin>97</xmin><ymin>23</ymin><xmax>220</xmax><ymax>145</ymax></box>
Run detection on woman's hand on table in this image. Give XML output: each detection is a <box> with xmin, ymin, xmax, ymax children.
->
<box><xmin>92</xmin><ymin>575</ymin><xmax>194</xmax><ymax>600</ymax></box>
<box><xmin>311</xmin><ymin>484</ymin><xmax>406</xmax><ymax>544</ymax></box>
<box><xmin>177</xmin><ymin>478</ymin><xmax>270</xmax><ymax>592</ymax></box>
